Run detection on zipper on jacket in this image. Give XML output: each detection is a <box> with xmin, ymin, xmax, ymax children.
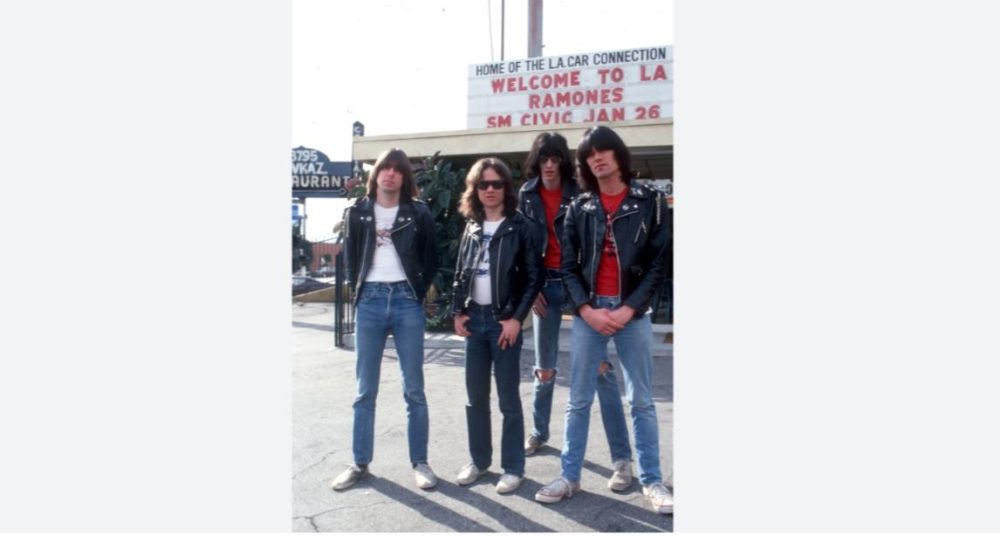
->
<box><xmin>634</xmin><ymin>219</ymin><xmax>646</xmax><ymax>244</ymax></box>
<box><xmin>356</xmin><ymin>215</ymin><xmax>374</xmax><ymax>299</ymax></box>
<box><xmin>493</xmin><ymin>234</ymin><xmax>504</xmax><ymax>312</ymax></box>
<box><xmin>590</xmin><ymin>210</ymin><xmax>600</xmax><ymax>301</ymax></box>
<box><xmin>466</xmin><ymin>230</ymin><xmax>483</xmax><ymax>308</ymax></box>
<box><xmin>390</xmin><ymin>219</ymin><xmax>418</xmax><ymax>298</ymax></box>
<box><xmin>610</xmin><ymin>210</ymin><xmax>636</xmax><ymax>299</ymax></box>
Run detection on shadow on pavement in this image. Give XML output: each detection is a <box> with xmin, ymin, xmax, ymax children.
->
<box><xmin>432</xmin><ymin>478</ymin><xmax>555</xmax><ymax>532</ymax></box>
<box><xmin>526</xmin><ymin>480</ymin><xmax>672</xmax><ymax>532</ymax></box>
<box><xmin>366</xmin><ymin>477</ymin><xmax>496</xmax><ymax>532</ymax></box>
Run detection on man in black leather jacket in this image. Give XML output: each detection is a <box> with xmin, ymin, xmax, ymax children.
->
<box><xmin>451</xmin><ymin>157</ymin><xmax>542</xmax><ymax>495</ymax></box>
<box><xmin>535</xmin><ymin>126</ymin><xmax>673</xmax><ymax>515</ymax></box>
<box><xmin>331</xmin><ymin>148</ymin><xmax>439</xmax><ymax>493</ymax></box>
<box><xmin>518</xmin><ymin>132</ymin><xmax>635</xmax><ymax>493</ymax></box>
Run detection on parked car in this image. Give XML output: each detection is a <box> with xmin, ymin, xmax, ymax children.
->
<box><xmin>310</xmin><ymin>265</ymin><xmax>336</xmax><ymax>278</ymax></box>
<box><xmin>293</xmin><ymin>275</ymin><xmax>333</xmax><ymax>296</ymax></box>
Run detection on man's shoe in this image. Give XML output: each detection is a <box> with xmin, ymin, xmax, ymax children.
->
<box><xmin>496</xmin><ymin>473</ymin><xmax>524</xmax><ymax>494</ymax></box>
<box><xmin>643</xmin><ymin>482</ymin><xmax>674</xmax><ymax>514</ymax></box>
<box><xmin>524</xmin><ymin>435</ymin><xmax>546</xmax><ymax>456</ymax></box>
<box><xmin>330</xmin><ymin>464</ymin><xmax>368</xmax><ymax>491</ymax></box>
<box><xmin>607</xmin><ymin>459</ymin><xmax>634</xmax><ymax>491</ymax></box>
<box><xmin>455</xmin><ymin>462</ymin><xmax>487</xmax><ymax>486</ymax></box>
<box><xmin>534</xmin><ymin>477</ymin><xmax>581</xmax><ymax>504</ymax></box>
<box><xmin>414</xmin><ymin>463</ymin><xmax>438</xmax><ymax>490</ymax></box>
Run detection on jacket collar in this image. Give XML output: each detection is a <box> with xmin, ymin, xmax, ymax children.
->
<box><xmin>353</xmin><ymin>196</ymin><xmax>418</xmax><ymax>214</ymax></box>
<box><xmin>580</xmin><ymin>186</ymin><xmax>647</xmax><ymax>216</ymax></box>
<box><xmin>468</xmin><ymin>211</ymin><xmax>524</xmax><ymax>238</ymax></box>
<box><xmin>523</xmin><ymin>176</ymin><xmax>580</xmax><ymax>201</ymax></box>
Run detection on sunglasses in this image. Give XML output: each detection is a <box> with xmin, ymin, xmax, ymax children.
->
<box><xmin>477</xmin><ymin>180</ymin><xmax>505</xmax><ymax>191</ymax></box>
<box><xmin>540</xmin><ymin>155</ymin><xmax>562</xmax><ymax>165</ymax></box>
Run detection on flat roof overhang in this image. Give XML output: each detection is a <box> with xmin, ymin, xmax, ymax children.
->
<box><xmin>351</xmin><ymin>118</ymin><xmax>672</xmax><ymax>161</ymax></box>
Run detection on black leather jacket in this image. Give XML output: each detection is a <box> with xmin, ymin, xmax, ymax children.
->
<box><xmin>452</xmin><ymin>211</ymin><xmax>543</xmax><ymax>322</ymax></box>
<box><xmin>342</xmin><ymin>196</ymin><xmax>438</xmax><ymax>306</ymax></box>
<box><xmin>561</xmin><ymin>183</ymin><xmax>671</xmax><ymax>319</ymax></box>
<box><xmin>517</xmin><ymin>176</ymin><xmax>580</xmax><ymax>264</ymax></box>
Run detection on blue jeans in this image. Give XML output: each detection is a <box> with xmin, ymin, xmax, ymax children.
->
<box><xmin>561</xmin><ymin>296</ymin><xmax>663</xmax><ymax>485</ymax></box>
<box><xmin>530</xmin><ymin>274</ymin><xmax>632</xmax><ymax>463</ymax></box>
<box><xmin>464</xmin><ymin>303</ymin><xmax>525</xmax><ymax>476</ymax></box>
<box><xmin>352</xmin><ymin>281</ymin><xmax>428</xmax><ymax>466</ymax></box>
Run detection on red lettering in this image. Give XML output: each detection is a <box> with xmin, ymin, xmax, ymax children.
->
<box><xmin>587</xmin><ymin>108</ymin><xmax>626</xmax><ymax>122</ymax></box>
<box><xmin>488</xmin><ymin>115</ymin><xmax>512</xmax><ymax>128</ymax></box>
<box><xmin>640</xmin><ymin>64</ymin><xmax>668</xmax><ymax>81</ymax></box>
<box><xmin>520</xmin><ymin>111</ymin><xmax>575</xmax><ymax>126</ymax></box>
<box><xmin>491</xmin><ymin>79</ymin><xmax>504</xmax><ymax>93</ymax></box>
<box><xmin>526</xmin><ymin>84</ymin><xmax>622</xmax><ymax>110</ymax></box>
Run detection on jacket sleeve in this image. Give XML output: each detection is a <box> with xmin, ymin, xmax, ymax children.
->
<box><xmin>419</xmin><ymin>206</ymin><xmax>438</xmax><ymax>294</ymax></box>
<box><xmin>342</xmin><ymin>204</ymin><xmax>358</xmax><ymax>289</ymax></box>
<box><xmin>512</xmin><ymin>220</ymin><xmax>543</xmax><ymax>322</ymax></box>
<box><xmin>451</xmin><ymin>224</ymin><xmax>471</xmax><ymax>316</ymax></box>
<box><xmin>622</xmin><ymin>193</ymin><xmax>671</xmax><ymax>313</ymax></box>
<box><xmin>560</xmin><ymin>201</ymin><xmax>591</xmax><ymax>313</ymax></box>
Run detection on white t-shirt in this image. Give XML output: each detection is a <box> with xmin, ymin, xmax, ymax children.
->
<box><xmin>364</xmin><ymin>203</ymin><xmax>408</xmax><ymax>282</ymax></box>
<box><xmin>471</xmin><ymin>218</ymin><xmax>504</xmax><ymax>305</ymax></box>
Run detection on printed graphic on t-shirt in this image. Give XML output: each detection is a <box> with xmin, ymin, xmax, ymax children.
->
<box><xmin>375</xmin><ymin>224</ymin><xmax>393</xmax><ymax>249</ymax></box>
<box><xmin>603</xmin><ymin>213</ymin><xmax>618</xmax><ymax>261</ymax></box>
<box><xmin>475</xmin><ymin>231</ymin><xmax>494</xmax><ymax>278</ymax></box>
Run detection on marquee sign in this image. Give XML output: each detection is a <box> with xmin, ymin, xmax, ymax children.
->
<box><xmin>467</xmin><ymin>46</ymin><xmax>672</xmax><ymax>129</ymax></box>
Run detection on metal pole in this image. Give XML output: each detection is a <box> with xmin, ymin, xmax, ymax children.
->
<box><xmin>528</xmin><ymin>0</ymin><xmax>543</xmax><ymax>57</ymax></box>
<box><xmin>500</xmin><ymin>0</ymin><xmax>505</xmax><ymax>61</ymax></box>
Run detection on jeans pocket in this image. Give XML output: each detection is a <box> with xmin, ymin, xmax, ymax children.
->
<box><xmin>359</xmin><ymin>285</ymin><xmax>379</xmax><ymax>301</ymax></box>
<box><xmin>398</xmin><ymin>284</ymin><xmax>418</xmax><ymax>302</ymax></box>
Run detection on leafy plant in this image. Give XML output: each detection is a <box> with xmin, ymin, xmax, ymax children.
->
<box><xmin>415</xmin><ymin>153</ymin><xmax>468</xmax><ymax>331</ymax></box>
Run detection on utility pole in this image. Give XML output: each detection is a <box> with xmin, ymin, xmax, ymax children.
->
<box><xmin>528</xmin><ymin>0</ymin><xmax>542</xmax><ymax>57</ymax></box>
<box><xmin>500</xmin><ymin>0</ymin><xmax>505</xmax><ymax>61</ymax></box>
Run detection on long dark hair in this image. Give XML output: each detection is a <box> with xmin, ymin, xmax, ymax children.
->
<box><xmin>459</xmin><ymin>157</ymin><xmax>518</xmax><ymax>221</ymax></box>
<box><xmin>525</xmin><ymin>132</ymin><xmax>575</xmax><ymax>183</ymax></box>
<box><xmin>366</xmin><ymin>148</ymin><xmax>419</xmax><ymax>200</ymax></box>
<box><xmin>576</xmin><ymin>125</ymin><xmax>633</xmax><ymax>193</ymax></box>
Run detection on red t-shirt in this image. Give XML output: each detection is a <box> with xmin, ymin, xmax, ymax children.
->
<box><xmin>539</xmin><ymin>185</ymin><xmax>563</xmax><ymax>269</ymax></box>
<box><xmin>595</xmin><ymin>188</ymin><xmax>628</xmax><ymax>296</ymax></box>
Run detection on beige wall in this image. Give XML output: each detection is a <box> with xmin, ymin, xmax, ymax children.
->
<box><xmin>352</xmin><ymin>118</ymin><xmax>672</xmax><ymax>161</ymax></box>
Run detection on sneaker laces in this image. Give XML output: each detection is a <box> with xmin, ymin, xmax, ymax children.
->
<box><xmin>415</xmin><ymin>463</ymin><xmax>433</xmax><ymax>475</ymax></box>
<box><xmin>647</xmin><ymin>482</ymin><xmax>671</xmax><ymax>500</ymax></box>
<box><xmin>541</xmin><ymin>477</ymin><xmax>571</xmax><ymax>495</ymax></box>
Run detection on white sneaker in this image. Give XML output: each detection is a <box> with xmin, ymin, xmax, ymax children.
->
<box><xmin>524</xmin><ymin>435</ymin><xmax>546</xmax><ymax>456</ymax></box>
<box><xmin>643</xmin><ymin>482</ymin><xmax>674</xmax><ymax>514</ymax></box>
<box><xmin>496</xmin><ymin>473</ymin><xmax>524</xmax><ymax>494</ymax></box>
<box><xmin>534</xmin><ymin>477</ymin><xmax>581</xmax><ymax>504</ymax></box>
<box><xmin>455</xmin><ymin>462</ymin><xmax>487</xmax><ymax>486</ymax></box>
<box><xmin>330</xmin><ymin>464</ymin><xmax>368</xmax><ymax>491</ymax></box>
<box><xmin>607</xmin><ymin>459</ymin><xmax>633</xmax><ymax>491</ymax></box>
<box><xmin>414</xmin><ymin>463</ymin><xmax>437</xmax><ymax>489</ymax></box>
